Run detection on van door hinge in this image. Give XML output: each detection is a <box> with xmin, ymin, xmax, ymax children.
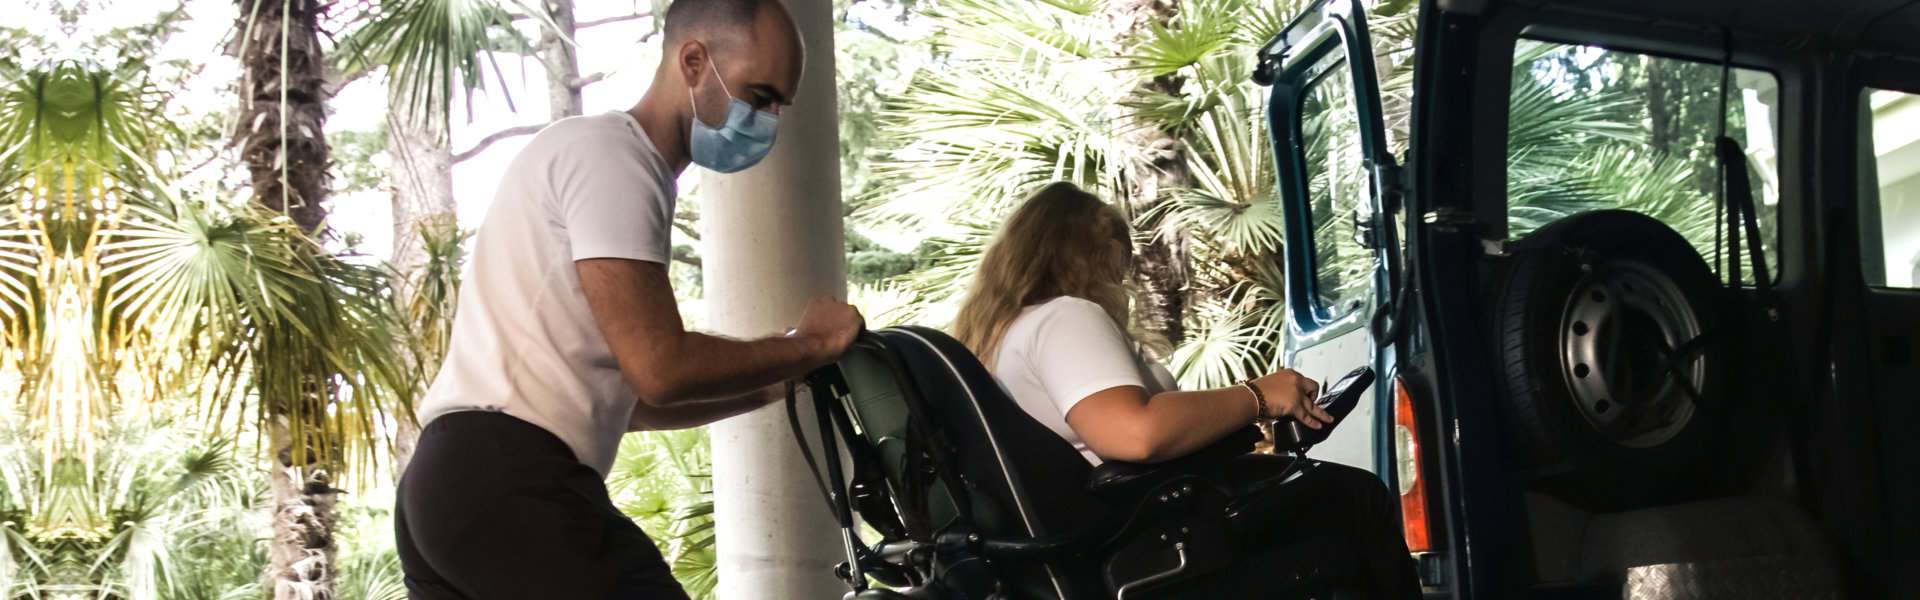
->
<box><xmin>1422</xmin><ymin>207</ymin><xmax>1478</xmax><ymax>234</ymax></box>
<box><xmin>1371</xmin><ymin>161</ymin><xmax>1406</xmax><ymax>214</ymax></box>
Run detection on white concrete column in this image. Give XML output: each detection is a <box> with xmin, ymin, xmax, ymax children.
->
<box><xmin>703</xmin><ymin>0</ymin><xmax>846</xmax><ymax>595</ymax></box>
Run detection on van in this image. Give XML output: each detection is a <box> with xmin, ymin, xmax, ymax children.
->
<box><xmin>1260</xmin><ymin>0</ymin><xmax>1920</xmax><ymax>596</ymax></box>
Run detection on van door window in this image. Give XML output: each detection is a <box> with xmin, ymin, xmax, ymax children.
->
<box><xmin>1506</xmin><ymin>40</ymin><xmax>1781</xmax><ymax>284</ymax></box>
<box><xmin>1300</xmin><ymin>52</ymin><xmax>1377</xmax><ymax>320</ymax></box>
<box><xmin>1864</xmin><ymin>88</ymin><xmax>1920</xmax><ymax>289</ymax></box>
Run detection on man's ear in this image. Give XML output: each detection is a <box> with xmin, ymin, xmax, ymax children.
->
<box><xmin>677</xmin><ymin>40</ymin><xmax>708</xmax><ymax>90</ymax></box>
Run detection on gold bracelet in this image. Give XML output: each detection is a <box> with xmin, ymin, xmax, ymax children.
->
<box><xmin>1240</xmin><ymin>379</ymin><xmax>1268</xmax><ymax>421</ymax></box>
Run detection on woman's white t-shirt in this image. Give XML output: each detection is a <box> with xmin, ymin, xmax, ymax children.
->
<box><xmin>990</xmin><ymin>296</ymin><xmax>1178</xmax><ymax>465</ymax></box>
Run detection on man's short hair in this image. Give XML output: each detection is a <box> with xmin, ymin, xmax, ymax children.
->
<box><xmin>662</xmin><ymin>0</ymin><xmax>780</xmax><ymax>44</ymax></box>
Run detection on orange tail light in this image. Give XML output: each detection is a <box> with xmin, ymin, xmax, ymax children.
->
<box><xmin>1393</xmin><ymin>378</ymin><xmax>1433</xmax><ymax>553</ymax></box>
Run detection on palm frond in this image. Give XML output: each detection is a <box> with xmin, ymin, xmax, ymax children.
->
<box><xmin>607</xmin><ymin>428</ymin><xmax>717</xmax><ymax>599</ymax></box>
<box><xmin>95</xmin><ymin>194</ymin><xmax>412</xmax><ymax>480</ymax></box>
<box><xmin>334</xmin><ymin>0</ymin><xmax>532</xmax><ymax>125</ymax></box>
<box><xmin>1116</xmin><ymin>0</ymin><xmax>1245</xmax><ymax>77</ymax></box>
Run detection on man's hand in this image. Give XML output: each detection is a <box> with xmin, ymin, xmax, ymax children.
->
<box><xmin>793</xmin><ymin>296</ymin><xmax>863</xmax><ymax>368</ymax></box>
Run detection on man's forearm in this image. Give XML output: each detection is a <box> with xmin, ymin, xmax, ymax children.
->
<box><xmin>637</xmin><ymin>331</ymin><xmax>823</xmax><ymax>407</ymax></box>
<box><xmin>627</xmin><ymin>384</ymin><xmax>781</xmax><ymax>431</ymax></box>
<box><xmin>576</xmin><ymin>258</ymin><xmax>858</xmax><ymax>409</ymax></box>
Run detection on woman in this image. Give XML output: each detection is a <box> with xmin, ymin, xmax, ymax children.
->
<box><xmin>951</xmin><ymin>182</ymin><xmax>1419</xmax><ymax>597</ymax></box>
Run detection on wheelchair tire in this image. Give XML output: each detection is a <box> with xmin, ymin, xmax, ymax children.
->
<box><xmin>1485</xmin><ymin>210</ymin><xmax>1752</xmax><ymax>511</ymax></box>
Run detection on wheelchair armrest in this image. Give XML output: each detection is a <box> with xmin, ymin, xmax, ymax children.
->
<box><xmin>1087</xmin><ymin>425</ymin><xmax>1263</xmax><ymax>497</ymax></box>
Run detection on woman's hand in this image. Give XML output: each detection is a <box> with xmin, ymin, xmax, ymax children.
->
<box><xmin>1251</xmin><ymin>369</ymin><xmax>1336</xmax><ymax>429</ymax></box>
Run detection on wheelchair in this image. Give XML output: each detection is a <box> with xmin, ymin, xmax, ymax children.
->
<box><xmin>785</xmin><ymin>326</ymin><xmax>1381</xmax><ymax>600</ymax></box>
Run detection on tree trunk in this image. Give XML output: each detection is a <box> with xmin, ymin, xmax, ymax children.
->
<box><xmin>384</xmin><ymin>96</ymin><xmax>457</xmax><ymax>482</ymax></box>
<box><xmin>1646</xmin><ymin>60</ymin><xmax>1672</xmax><ymax>154</ymax></box>
<box><xmin>235</xmin><ymin>1</ymin><xmax>339</xmax><ymax>596</ymax></box>
<box><xmin>539</xmin><ymin>0</ymin><xmax>585</xmax><ymax>121</ymax></box>
<box><xmin>1106</xmin><ymin>0</ymin><xmax>1195</xmax><ymax>347</ymax></box>
<box><xmin>387</xmin><ymin>112</ymin><xmax>456</xmax><ymax>302</ymax></box>
<box><xmin>237</xmin><ymin>0</ymin><xmax>332</xmax><ymax>235</ymax></box>
<box><xmin>265</xmin><ymin>417</ymin><xmax>341</xmax><ymax>600</ymax></box>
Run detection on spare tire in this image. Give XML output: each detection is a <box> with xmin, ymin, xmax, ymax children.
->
<box><xmin>1486</xmin><ymin>210</ymin><xmax>1745</xmax><ymax>511</ymax></box>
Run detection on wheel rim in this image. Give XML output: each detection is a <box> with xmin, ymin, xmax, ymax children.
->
<box><xmin>1559</xmin><ymin>260</ymin><xmax>1705</xmax><ymax>448</ymax></box>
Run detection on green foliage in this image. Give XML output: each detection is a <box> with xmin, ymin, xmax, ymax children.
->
<box><xmin>837</xmin><ymin>1</ymin><xmax>924</xmax><ymax>200</ymax></box>
<box><xmin>96</xmin><ymin>193</ymin><xmax>414</xmax><ymax>478</ymax></box>
<box><xmin>847</xmin><ymin>226</ymin><xmax>918</xmax><ymax>285</ymax></box>
<box><xmin>333</xmin><ymin>0</ymin><xmax>532</xmax><ymax>124</ymax></box>
<box><xmin>608</xmin><ymin>428</ymin><xmax>717</xmax><ymax>600</ymax></box>
<box><xmin>404</xmin><ymin>214</ymin><xmax>473</xmax><ymax>385</ymax></box>
<box><xmin>332</xmin><ymin>127</ymin><xmax>391</xmax><ymax>195</ymax></box>
<box><xmin>1505</xmin><ymin>40</ymin><xmax>1780</xmax><ymax>281</ymax></box>
<box><xmin>333</xmin><ymin>491</ymin><xmax>409</xmax><ymax>600</ymax></box>
<box><xmin>0</xmin><ymin>417</ymin><xmax>271</xmax><ymax>600</ymax></box>
<box><xmin>856</xmin><ymin>0</ymin><xmax>1375</xmax><ymax>388</ymax></box>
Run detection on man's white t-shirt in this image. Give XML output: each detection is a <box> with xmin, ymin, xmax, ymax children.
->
<box><xmin>418</xmin><ymin>110</ymin><xmax>675</xmax><ymax>478</ymax></box>
<box><xmin>990</xmin><ymin>296</ymin><xmax>1178</xmax><ymax>465</ymax></box>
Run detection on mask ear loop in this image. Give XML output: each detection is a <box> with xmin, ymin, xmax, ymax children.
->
<box><xmin>688</xmin><ymin>47</ymin><xmax>732</xmax><ymax>126</ymax></box>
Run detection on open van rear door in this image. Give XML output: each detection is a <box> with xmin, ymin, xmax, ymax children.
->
<box><xmin>1256</xmin><ymin>0</ymin><xmax>1403</xmax><ymax>474</ymax></box>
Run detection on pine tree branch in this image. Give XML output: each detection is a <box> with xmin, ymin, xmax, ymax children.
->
<box><xmin>579</xmin><ymin>12</ymin><xmax>651</xmax><ymax>28</ymax></box>
<box><xmin>671</xmin><ymin>246</ymin><xmax>702</xmax><ymax>267</ymax></box>
<box><xmin>569</xmin><ymin>72</ymin><xmax>607</xmax><ymax>90</ymax></box>
<box><xmin>452</xmin><ymin>123</ymin><xmax>549</xmax><ymax>163</ymax></box>
<box><xmin>673</xmin><ymin>221</ymin><xmax>702</xmax><ymax>241</ymax></box>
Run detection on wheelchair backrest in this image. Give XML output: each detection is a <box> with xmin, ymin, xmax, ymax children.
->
<box><xmin>824</xmin><ymin>327</ymin><xmax>1110</xmax><ymax>596</ymax></box>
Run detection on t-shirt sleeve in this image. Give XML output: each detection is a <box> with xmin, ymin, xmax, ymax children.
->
<box><xmin>1025</xmin><ymin>299</ymin><xmax>1148</xmax><ymax>417</ymax></box>
<box><xmin>552</xmin><ymin>129</ymin><xmax>675</xmax><ymax>264</ymax></box>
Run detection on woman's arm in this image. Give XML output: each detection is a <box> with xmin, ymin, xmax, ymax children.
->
<box><xmin>1064</xmin><ymin>370</ymin><xmax>1333</xmax><ymax>464</ymax></box>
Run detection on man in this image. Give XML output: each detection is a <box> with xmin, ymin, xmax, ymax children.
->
<box><xmin>394</xmin><ymin>0</ymin><xmax>860</xmax><ymax>597</ymax></box>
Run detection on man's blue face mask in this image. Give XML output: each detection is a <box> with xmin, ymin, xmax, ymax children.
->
<box><xmin>689</xmin><ymin>58</ymin><xmax>779</xmax><ymax>173</ymax></box>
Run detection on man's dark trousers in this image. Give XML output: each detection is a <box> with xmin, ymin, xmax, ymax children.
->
<box><xmin>396</xmin><ymin>410</ymin><xmax>690</xmax><ymax>599</ymax></box>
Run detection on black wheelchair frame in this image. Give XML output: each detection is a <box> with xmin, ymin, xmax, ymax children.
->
<box><xmin>785</xmin><ymin>326</ymin><xmax>1371</xmax><ymax>600</ymax></box>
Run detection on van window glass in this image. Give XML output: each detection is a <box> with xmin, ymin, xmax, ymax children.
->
<box><xmin>1865</xmin><ymin>88</ymin><xmax>1920</xmax><ymax>288</ymax></box>
<box><xmin>1300</xmin><ymin>53</ymin><xmax>1375</xmax><ymax>320</ymax></box>
<box><xmin>1506</xmin><ymin>40</ymin><xmax>1781</xmax><ymax>284</ymax></box>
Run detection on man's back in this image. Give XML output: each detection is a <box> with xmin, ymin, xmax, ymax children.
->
<box><xmin>419</xmin><ymin>111</ymin><xmax>677</xmax><ymax>477</ymax></box>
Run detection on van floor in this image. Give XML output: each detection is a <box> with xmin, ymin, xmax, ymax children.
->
<box><xmin>1521</xmin><ymin>490</ymin><xmax>1842</xmax><ymax>599</ymax></box>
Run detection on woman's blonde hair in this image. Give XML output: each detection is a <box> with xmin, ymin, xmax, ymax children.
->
<box><xmin>952</xmin><ymin>182</ymin><xmax>1137</xmax><ymax>367</ymax></box>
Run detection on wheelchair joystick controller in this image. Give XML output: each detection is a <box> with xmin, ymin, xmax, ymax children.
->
<box><xmin>1272</xmin><ymin>366</ymin><xmax>1375</xmax><ymax>452</ymax></box>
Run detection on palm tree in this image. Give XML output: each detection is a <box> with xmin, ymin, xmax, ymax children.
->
<box><xmin>331</xmin><ymin>0</ymin><xmax>525</xmax><ymax>290</ymax></box>
<box><xmin>1</xmin><ymin>4</ymin><xmax>416</xmax><ymax>596</ymax></box>
<box><xmin>95</xmin><ymin>191</ymin><xmax>413</xmax><ymax>600</ymax></box>
<box><xmin>186</xmin><ymin>2</ymin><xmax>422</xmax><ymax>595</ymax></box>
<box><xmin>235</xmin><ymin>0</ymin><xmax>332</xmax><ymax>234</ymax></box>
<box><xmin>1103</xmin><ymin>0</ymin><xmax>1201</xmax><ymax>344</ymax></box>
<box><xmin>229</xmin><ymin>0</ymin><xmax>352</xmax><ymax>594</ymax></box>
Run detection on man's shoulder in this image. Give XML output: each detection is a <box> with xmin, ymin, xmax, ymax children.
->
<box><xmin>530</xmin><ymin>112</ymin><xmax>634</xmax><ymax>150</ymax></box>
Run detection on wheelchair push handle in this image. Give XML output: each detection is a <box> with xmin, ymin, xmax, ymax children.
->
<box><xmin>1272</xmin><ymin>366</ymin><xmax>1375</xmax><ymax>452</ymax></box>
